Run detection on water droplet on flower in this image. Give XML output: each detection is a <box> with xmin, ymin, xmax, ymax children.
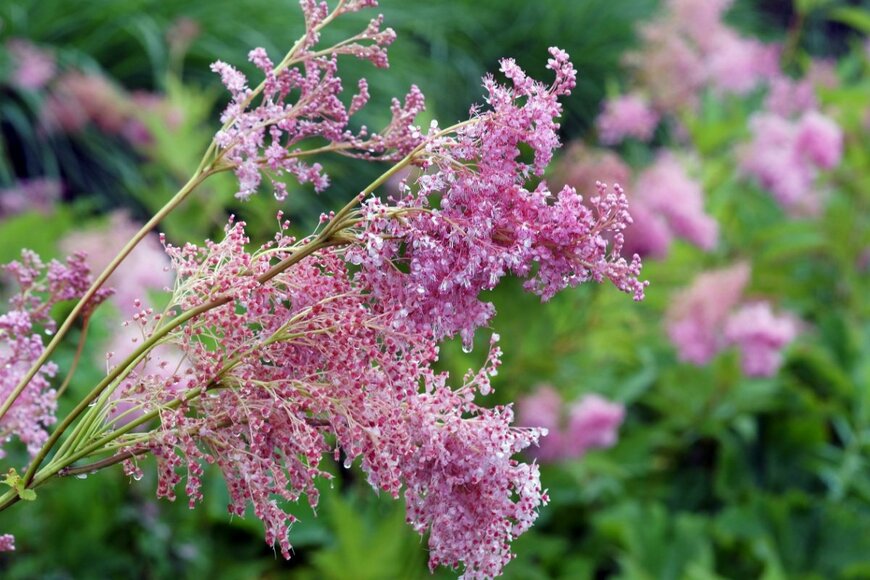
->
<box><xmin>133</xmin><ymin>472</ymin><xmax>143</xmax><ymax>481</ymax></box>
<box><xmin>343</xmin><ymin>458</ymin><xmax>353</xmax><ymax>469</ymax></box>
<box><xmin>44</xmin><ymin>329</ymin><xmax>54</xmax><ymax>336</ymax></box>
<box><xmin>461</xmin><ymin>343</ymin><xmax>473</xmax><ymax>354</ymax></box>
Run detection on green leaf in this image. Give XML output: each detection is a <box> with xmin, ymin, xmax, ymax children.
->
<box><xmin>829</xmin><ymin>7</ymin><xmax>870</xmax><ymax>34</ymax></box>
<box><xmin>3</xmin><ymin>468</ymin><xmax>37</xmax><ymax>501</ymax></box>
<box><xmin>794</xmin><ymin>0</ymin><xmax>836</xmax><ymax>16</ymax></box>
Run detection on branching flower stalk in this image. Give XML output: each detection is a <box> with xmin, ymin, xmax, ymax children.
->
<box><xmin>0</xmin><ymin>0</ymin><xmax>390</xmax><ymax>427</ymax></box>
<box><xmin>0</xmin><ymin>2</ymin><xmax>647</xmax><ymax>577</ymax></box>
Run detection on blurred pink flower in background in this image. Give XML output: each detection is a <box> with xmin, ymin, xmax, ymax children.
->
<box><xmin>551</xmin><ymin>145</ymin><xmax>716</xmax><ymax>260</ymax></box>
<box><xmin>0</xmin><ymin>178</ymin><xmax>62</xmax><ymax>218</ymax></box>
<box><xmin>704</xmin><ymin>31</ymin><xmax>779</xmax><ymax>96</ymax></box>
<box><xmin>667</xmin><ymin>263</ymin><xmax>800</xmax><ymax>375</ymax></box>
<box><xmin>596</xmin><ymin>93</ymin><xmax>660</xmax><ymax>145</ymax></box>
<box><xmin>621</xmin><ymin>201</ymin><xmax>674</xmax><ymax>259</ymax></box>
<box><xmin>40</xmin><ymin>72</ymin><xmax>124</xmax><ymax>134</ymax></box>
<box><xmin>632</xmin><ymin>153</ymin><xmax>718</xmax><ymax>251</ymax></box>
<box><xmin>0</xmin><ymin>533</ymin><xmax>14</xmax><ymax>552</ymax></box>
<box><xmin>566</xmin><ymin>394</ymin><xmax>625</xmax><ymax>453</ymax></box>
<box><xmin>668</xmin><ymin>0</ymin><xmax>733</xmax><ymax>34</ymax></box>
<box><xmin>795</xmin><ymin>110</ymin><xmax>843</xmax><ymax>170</ymax></box>
<box><xmin>765</xmin><ymin>76</ymin><xmax>818</xmax><ymax>117</ymax></box>
<box><xmin>6</xmin><ymin>39</ymin><xmax>56</xmax><ymax>90</ymax></box>
<box><xmin>518</xmin><ymin>386</ymin><xmax>625</xmax><ymax>462</ymax></box>
<box><xmin>626</xmin><ymin>0</ymin><xmax>779</xmax><ymax>113</ymax></box>
<box><xmin>550</xmin><ymin>142</ymin><xmax>632</xmax><ymax>196</ymax></box>
<box><xmin>39</xmin><ymin>71</ymin><xmax>179</xmax><ymax>147</ymax></box>
<box><xmin>741</xmin><ymin>111</ymin><xmax>843</xmax><ymax>214</ymax></box>
<box><xmin>516</xmin><ymin>385</ymin><xmax>564</xmax><ymax>462</ymax></box>
<box><xmin>666</xmin><ymin>262</ymin><xmax>750</xmax><ymax>365</ymax></box>
<box><xmin>627</xmin><ymin>21</ymin><xmax>706</xmax><ymax>113</ymax></box>
<box><xmin>60</xmin><ymin>211</ymin><xmax>172</xmax><ymax>316</ymax></box>
<box><xmin>725</xmin><ymin>302</ymin><xmax>799</xmax><ymax>377</ymax></box>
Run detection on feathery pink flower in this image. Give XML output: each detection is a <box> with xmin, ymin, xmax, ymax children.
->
<box><xmin>111</xmin><ymin>217</ymin><xmax>546</xmax><ymax>578</ymax></box>
<box><xmin>102</xmin><ymin>39</ymin><xmax>642</xmax><ymax>577</ymax></box>
<box><xmin>210</xmin><ymin>8</ymin><xmax>422</xmax><ymax>201</ymax></box>
<box><xmin>351</xmin><ymin>50</ymin><xmax>643</xmax><ymax>347</ymax></box>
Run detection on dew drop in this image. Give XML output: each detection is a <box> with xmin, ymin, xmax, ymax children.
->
<box><xmin>343</xmin><ymin>458</ymin><xmax>353</xmax><ymax>469</ymax></box>
<box><xmin>133</xmin><ymin>473</ymin><xmax>143</xmax><ymax>481</ymax></box>
<box><xmin>461</xmin><ymin>343</ymin><xmax>473</xmax><ymax>354</ymax></box>
<box><xmin>74</xmin><ymin>473</ymin><xmax>87</xmax><ymax>480</ymax></box>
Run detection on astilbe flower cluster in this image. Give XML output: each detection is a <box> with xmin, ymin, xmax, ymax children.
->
<box><xmin>516</xmin><ymin>385</ymin><xmax>624</xmax><ymax>463</ymax></box>
<box><xmin>94</xmin><ymin>30</ymin><xmax>647</xmax><ymax>577</ymax></box>
<box><xmin>0</xmin><ymin>252</ymin><xmax>107</xmax><ymax>458</ymax></box>
<box><xmin>666</xmin><ymin>263</ymin><xmax>799</xmax><ymax>377</ymax></box>
<box><xmin>210</xmin><ymin>0</ymin><xmax>424</xmax><ymax>201</ymax></box>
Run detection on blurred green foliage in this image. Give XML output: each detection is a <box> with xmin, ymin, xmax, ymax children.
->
<box><xmin>1</xmin><ymin>0</ymin><xmax>869</xmax><ymax>578</ymax></box>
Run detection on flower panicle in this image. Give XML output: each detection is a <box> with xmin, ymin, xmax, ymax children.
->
<box><xmin>211</xmin><ymin>0</ymin><xmax>423</xmax><ymax>201</ymax></box>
